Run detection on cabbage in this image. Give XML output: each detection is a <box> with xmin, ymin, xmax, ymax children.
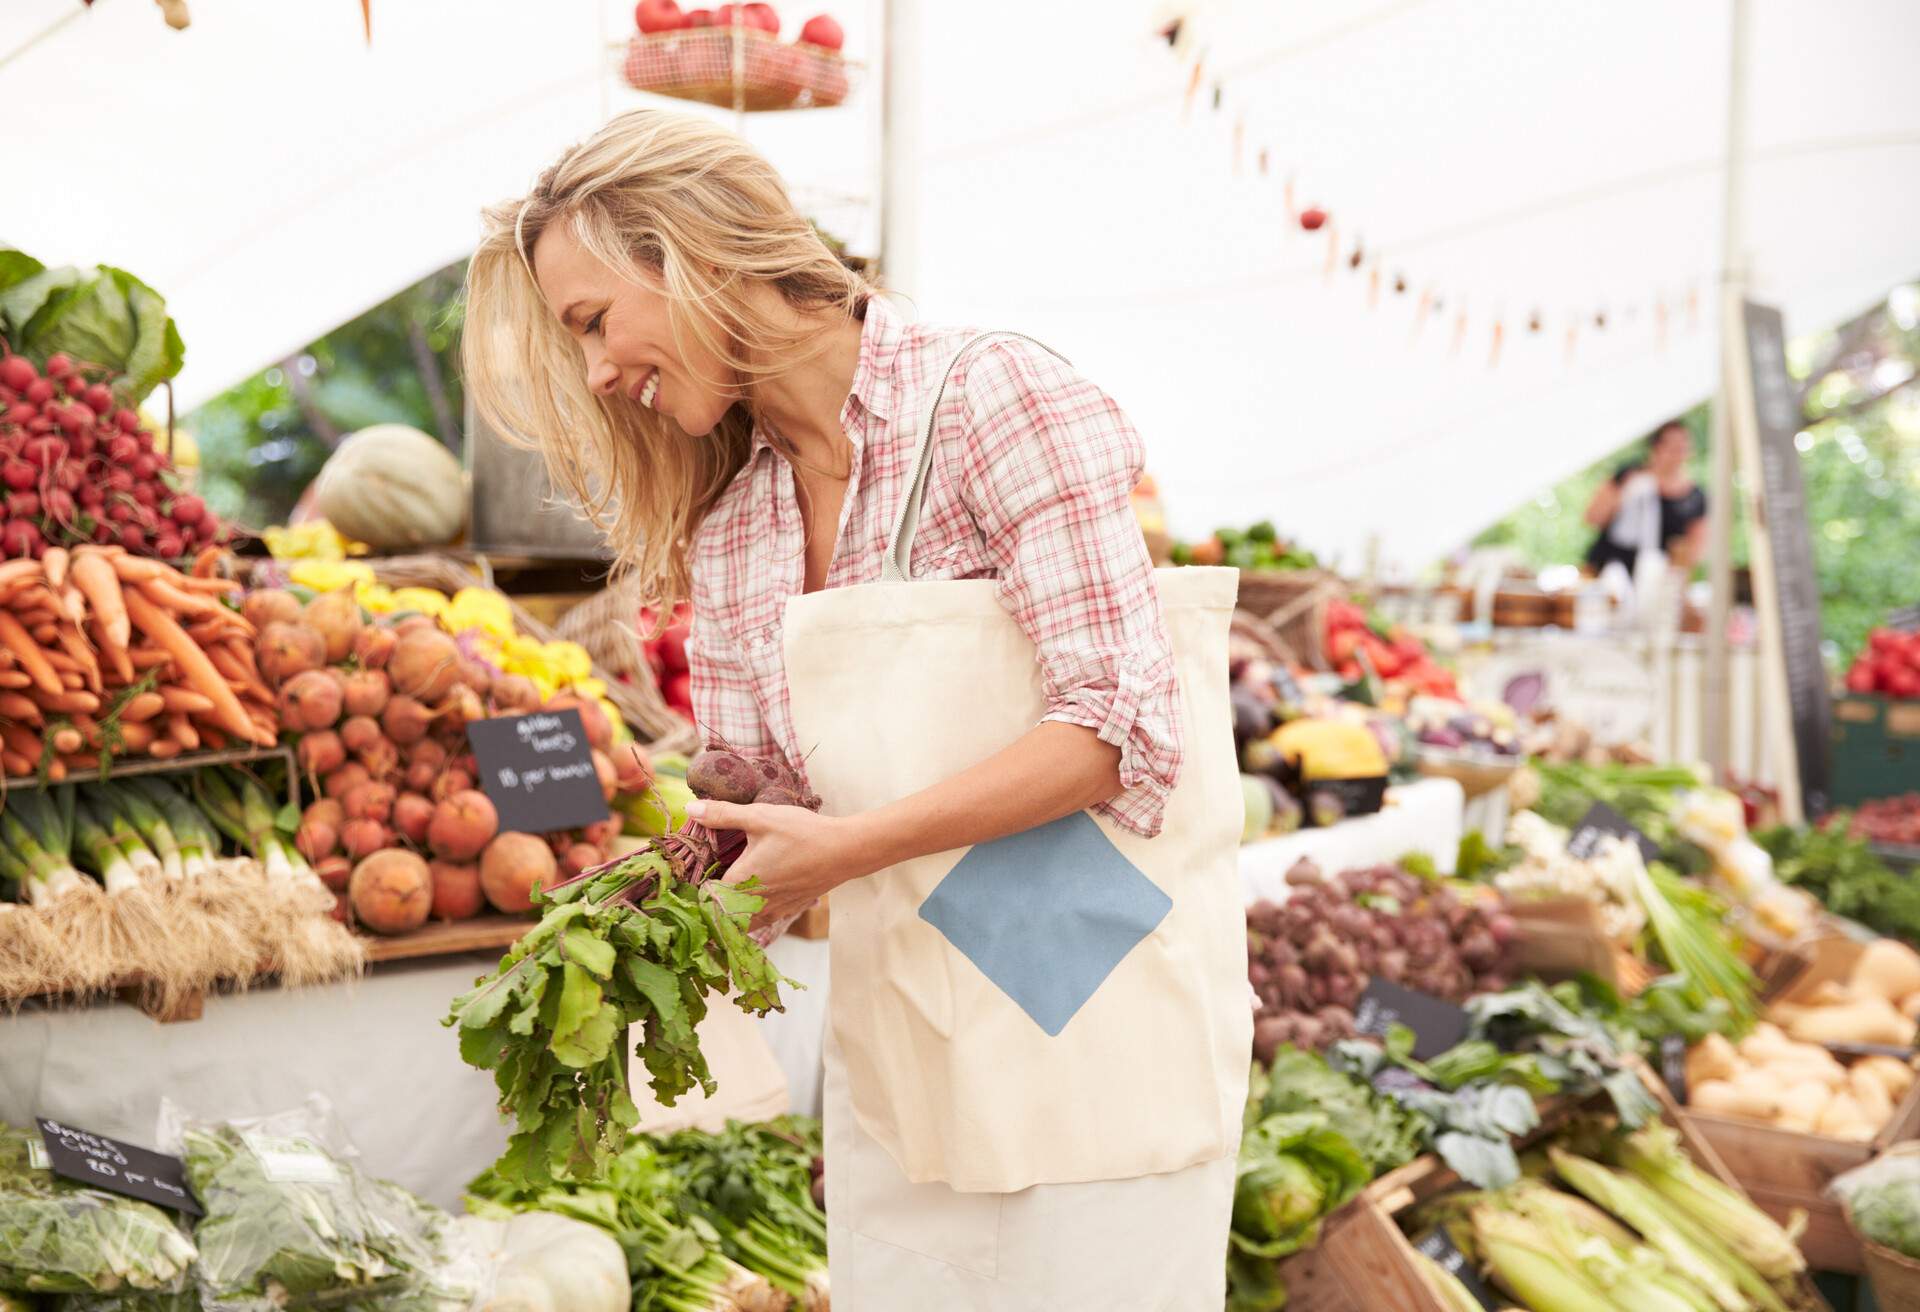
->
<box><xmin>0</xmin><ymin>247</ymin><xmax>184</xmax><ymax>406</ymax></box>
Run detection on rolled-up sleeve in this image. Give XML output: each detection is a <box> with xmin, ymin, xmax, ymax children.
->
<box><xmin>957</xmin><ymin>340</ymin><xmax>1183</xmax><ymax>837</ymax></box>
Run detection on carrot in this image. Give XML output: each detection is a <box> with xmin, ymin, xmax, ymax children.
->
<box><xmin>0</xmin><ymin>722</ymin><xmax>38</xmax><ymax>761</ymax></box>
<box><xmin>43</xmin><ymin>758</ymin><xmax>67</xmax><ymax>782</ymax></box>
<box><xmin>122</xmin><ymin>587</ymin><xmax>264</xmax><ymax>744</ymax></box>
<box><xmin>138</xmin><ymin>576</ymin><xmax>223</xmax><ymax>619</ymax></box>
<box><xmin>167</xmin><ymin>712</ymin><xmax>200</xmax><ymax>751</ymax></box>
<box><xmin>130</xmin><ymin>647</ymin><xmax>171</xmax><ymax>670</ymax></box>
<box><xmin>0</xmin><ymin>560</ymin><xmax>40</xmax><ymax>591</ymax></box>
<box><xmin>54</xmin><ymin>626</ymin><xmax>101</xmax><ymax>694</ymax></box>
<box><xmin>224</xmin><ymin>640</ymin><xmax>262</xmax><ymax>680</ymax></box>
<box><xmin>0</xmin><ymin>691</ymin><xmax>42</xmax><ymax>724</ymax></box>
<box><xmin>119</xmin><ymin>692</ymin><xmax>165</xmax><ymax>722</ymax></box>
<box><xmin>61</xmin><ymin>752</ymin><xmax>98</xmax><ymax>771</ymax></box>
<box><xmin>159</xmin><ymin>686</ymin><xmax>215</xmax><ymax>715</ymax></box>
<box><xmin>70</xmin><ymin>551</ymin><xmax>129</xmax><ymax>652</ymax></box>
<box><xmin>36</xmin><ymin>690</ymin><xmax>100</xmax><ymax>714</ymax></box>
<box><xmin>92</xmin><ymin>619</ymin><xmax>134</xmax><ymax>684</ymax></box>
<box><xmin>0</xmin><ymin>671</ymin><xmax>30</xmax><ymax>689</ymax></box>
<box><xmin>208</xmin><ymin>645</ymin><xmax>253</xmax><ymax>685</ymax></box>
<box><xmin>59</xmin><ymin>670</ymin><xmax>83</xmax><ymax>691</ymax></box>
<box><xmin>73</xmin><ymin>714</ymin><xmax>101</xmax><ymax>749</ymax></box>
<box><xmin>29</xmin><ymin>624</ymin><xmax>57</xmax><ymax>645</ymax></box>
<box><xmin>0</xmin><ymin>610</ymin><xmax>63</xmax><ymax>696</ymax></box>
<box><xmin>49</xmin><ymin>725</ymin><xmax>83</xmax><ymax>756</ymax></box>
<box><xmin>60</xmin><ymin>584</ymin><xmax>86</xmax><ymax>627</ymax></box>
<box><xmin>248</xmin><ymin>710</ymin><xmax>277</xmax><ymax>743</ymax></box>
<box><xmin>118</xmin><ymin>720</ymin><xmax>156</xmax><ymax>752</ymax></box>
<box><xmin>1</xmin><ymin>751</ymin><xmax>30</xmax><ymax>776</ymax></box>
<box><xmin>190</xmin><ymin>545</ymin><xmax>224</xmax><ymax>578</ymax></box>
<box><xmin>180</xmin><ymin>574</ymin><xmax>241</xmax><ymax>594</ymax></box>
<box><xmin>186</xmin><ymin>620</ymin><xmax>226</xmax><ymax>647</ymax></box>
<box><xmin>43</xmin><ymin>649</ymin><xmax>81</xmax><ymax>674</ymax></box>
<box><xmin>41</xmin><ymin>547</ymin><xmax>68</xmax><ymax>592</ymax></box>
<box><xmin>148</xmin><ymin>739</ymin><xmax>182</xmax><ymax>760</ymax></box>
<box><xmin>109</xmin><ymin>555</ymin><xmax>170</xmax><ymax>585</ymax></box>
<box><xmin>200</xmin><ymin>726</ymin><xmax>230</xmax><ymax>750</ymax></box>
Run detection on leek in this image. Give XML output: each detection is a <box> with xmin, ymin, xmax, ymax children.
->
<box><xmin>0</xmin><ymin>789</ymin><xmax>88</xmax><ymax>905</ymax></box>
<box><xmin>128</xmin><ymin>776</ymin><xmax>218</xmax><ymax>876</ymax></box>
<box><xmin>71</xmin><ymin>795</ymin><xmax>143</xmax><ymax>895</ymax></box>
<box><xmin>101</xmin><ymin>783</ymin><xmax>184</xmax><ymax>882</ymax></box>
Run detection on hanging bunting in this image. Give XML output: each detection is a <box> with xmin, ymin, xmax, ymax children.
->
<box><xmin>1489</xmin><ymin>318</ymin><xmax>1505</xmax><ymax>368</ymax></box>
<box><xmin>359</xmin><ymin>0</ymin><xmax>371</xmax><ymax>43</ymax></box>
<box><xmin>1257</xmin><ymin>147</ymin><xmax>1270</xmax><ymax>176</ymax></box>
<box><xmin>1233</xmin><ymin>116</ymin><xmax>1245</xmax><ymax>173</ymax></box>
<box><xmin>1323</xmin><ymin>223</ymin><xmax>1341</xmax><ymax>277</ymax></box>
<box><xmin>1347</xmin><ymin>240</ymin><xmax>1365</xmax><ymax>271</ymax></box>
<box><xmin>1565</xmin><ymin>321</ymin><xmax>1579</xmax><ymax>365</ymax></box>
<box><xmin>1528</xmin><ymin>310</ymin><xmax>1542</xmax><ymax>333</ymax></box>
<box><xmin>1184</xmin><ymin>60</ymin><xmax>1205</xmax><ymax>116</ymax></box>
<box><xmin>1655</xmin><ymin>296</ymin><xmax>1670</xmax><ymax>351</ymax></box>
<box><xmin>1285</xmin><ymin>177</ymin><xmax>1299</xmax><ymax>222</ymax></box>
<box><xmin>1687</xmin><ymin>286</ymin><xmax>1701</xmax><ymax>331</ymax></box>
<box><xmin>1449</xmin><ymin>304</ymin><xmax>1469</xmax><ymax>356</ymax></box>
<box><xmin>1368</xmin><ymin>265</ymin><xmax>1382</xmax><ymax>308</ymax></box>
<box><xmin>1411</xmin><ymin>287</ymin><xmax>1434</xmax><ymax>341</ymax></box>
<box><xmin>1298</xmin><ymin>205</ymin><xmax>1326</xmax><ymax>231</ymax></box>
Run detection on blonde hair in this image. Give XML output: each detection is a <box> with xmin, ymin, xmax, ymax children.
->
<box><xmin>463</xmin><ymin>108</ymin><xmax>868</xmax><ymax>613</ymax></box>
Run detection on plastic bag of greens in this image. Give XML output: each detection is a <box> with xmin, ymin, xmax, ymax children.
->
<box><xmin>1831</xmin><ymin>1143</ymin><xmax>1920</xmax><ymax>1260</ymax></box>
<box><xmin>156</xmin><ymin>1098</ymin><xmax>447</xmax><ymax>1312</ymax></box>
<box><xmin>62</xmin><ymin>1294</ymin><xmax>201</xmax><ymax>1311</ymax></box>
<box><xmin>0</xmin><ymin>1124</ymin><xmax>196</xmax><ymax>1296</ymax></box>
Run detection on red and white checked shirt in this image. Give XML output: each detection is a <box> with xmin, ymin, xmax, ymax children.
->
<box><xmin>686</xmin><ymin>295</ymin><xmax>1183</xmax><ymax>837</ymax></box>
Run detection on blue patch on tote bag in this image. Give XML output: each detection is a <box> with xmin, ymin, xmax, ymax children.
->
<box><xmin>917</xmin><ymin>811</ymin><xmax>1172</xmax><ymax>1037</ymax></box>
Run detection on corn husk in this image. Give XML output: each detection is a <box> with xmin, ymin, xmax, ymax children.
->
<box><xmin>1471</xmin><ymin>1206</ymin><xmax>1619</xmax><ymax>1312</ymax></box>
<box><xmin>1618</xmin><ymin>1122</ymin><xmax>1807</xmax><ymax>1280</ymax></box>
<box><xmin>1549</xmin><ymin>1149</ymin><xmax>1748</xmax><ymax>1312</ymax></box>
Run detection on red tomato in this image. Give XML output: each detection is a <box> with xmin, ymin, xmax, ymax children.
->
<box><xmin>635</xmin><ymin>0</ymin><xmax>687</xmax><ymax>31</ymax></box>
<box><xmin>1893</xmin><ymin>667</ymin><xmax>1920</xmax><ymax>700</ymax></box>
<box><xmin>1846</xmin><ymin>663</ymin><xmax>1877</xmax><ymax>694</ymax></box>
<box><xmin>1871</xmin><ymin>627</ymin><xmax>1900</xmax><ymax>655</ymax></box>
<box><xmin>798</xmin><ymin>12</ymin><xmax>843</xmax><ymax>48</ymax></box>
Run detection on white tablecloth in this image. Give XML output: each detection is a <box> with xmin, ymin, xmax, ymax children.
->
<box><xmin>1238</xmin><ymin>777</ymin><xmax>1466</xmax><ymax>903</ymax></box>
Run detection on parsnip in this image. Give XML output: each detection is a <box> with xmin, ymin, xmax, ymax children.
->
<box><xmin>1776</xmin><ymin>1081</ymin><xmax>1833</xmax><ymax>1133</ymax></box>
<box><xmin>1814</xmin><ymin>1090</ymin><xmax>1876</xmax><ymax>1142</ymax></box>
<box><xmin>1855</xmin><ymin>1055</ymin><xmax>1916</xmax><ymax>1102</ymax></box>
<box><xmin>1849</xmin><ymin>1065</ymin><xmax>1895</xmax><ymax>1126</ymax></box>
<box><xmin>1779</xmin><ymin>998</ymin><xmax>1917</xmax><ymax>1048</ymax></box>
<box><xmin>1854</xmin><ymin>939</ymin><xmax>1920</xmax><ymax>1004</ymax></box>
<box><xmin>1687</xmin><ymin>1033</ymin><xmax>1742</xmax><ymax>1086</ymax></box>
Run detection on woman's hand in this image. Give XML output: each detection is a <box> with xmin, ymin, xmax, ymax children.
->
<box><xmin>688</xmin><ymin>799</ymin><xmax>870</xmax><ymax>935</ymax></box>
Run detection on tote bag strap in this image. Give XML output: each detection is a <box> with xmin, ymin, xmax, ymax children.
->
<box><xmin>881</xmin><ymin>331</ymin><xmax>1068</xmax><ymax>583</ymax></box>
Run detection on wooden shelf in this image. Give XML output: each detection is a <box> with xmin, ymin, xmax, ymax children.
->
<box><xmin>359</xmin><ymin>914</ymin><xmax>533</xmax><ymax>963</ymax></box>
<box><xmin>4</xmin><ymin>744</ymin><xmax>298</xmax><ymax>794</ymax></box>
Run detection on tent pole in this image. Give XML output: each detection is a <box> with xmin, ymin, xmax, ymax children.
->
<box><xmin>878</xmin><ymin>0</ymin><xmax>918</xmax><ymax>296</ymax></box>
<box><xmin>1703</xmin><ymin>0</ymin><xmax>1751</xmax><ymax>783</ymax></box>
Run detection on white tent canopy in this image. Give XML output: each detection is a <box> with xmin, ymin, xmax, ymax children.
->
<box><xmin>6</xmin><ymin>0</ymin><xmax>1917</xmax><ymax>566</ymax></box>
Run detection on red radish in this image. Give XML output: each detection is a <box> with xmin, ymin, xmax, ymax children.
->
<box><xmin>131</xmin><ymin>453</ymin><xmax>158</xmax><ymax>481</ymax></box>
<box><xmin>798</xmin><ymin>12</ymin><xmax>842</xmax><ymax>48</ymax></box>
<box><xmin>0</xmin><ymin>357</ymin><xmax>34</xmax><ymax>391</ymax></box>
<box><xmin>1</xmin><ymin>521</ymin><xmax>42</xmax><ymax>557</ymax></box>
<box><xmin>5</xmin><ymin>492</ymin><xmax>39</xmax><ymax>519</ymax></box>
<box><xmin>686</xmin><ymin>7</ymin><xmax>713</xmax><ymax>23</ymax></box>
<box><xmin>634</xmin><ymin>0</ymin><xmax>686</xmax><ymax>30</ymax></box>
<box><xmin>43</xmin><ymin>354</ymin><xmax>73</xmax><ymax>379</ymax></box>
<box><xmin>152</xmin><ymin>531</ymin><xmax>185</xmax><ymax>559</ymax></box>
<box><xmin>170</xmin><ymin>493</ymin><xmax>205</xmax><ymax>525</ymax></box>
<box><xmin>81</xmin><ymin>383</ymin><xmax>113</xmax><ymax>415</ymax></box>
<box><xmin>3</xmin><ymin>403</ymin><xmax>33</xmax><ymax>425</ymax></box>
<box><xmin>429</xmin><ymin>789</ymin><xmax>499</xmax><ymax>860</ymax></box>
<box><xmin>3</xmin><ymin>460</ymin><xmax>34</xmax><ymax>491</ymax></box>
<box><xmin>24</xmin><ymin>379</ymin><xmax>53</xmax><ymax>405</ymax></box>
<box><xmin>113</xmin><ymin>408</ymin><xmax>139</xmax><ymax>433</ymax></box>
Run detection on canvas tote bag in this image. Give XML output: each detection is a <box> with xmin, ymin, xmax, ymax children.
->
<box><xmin>782</xmin><ymin>333</ymin><xmax>1250</xmax><ymax>1193</ymax></box>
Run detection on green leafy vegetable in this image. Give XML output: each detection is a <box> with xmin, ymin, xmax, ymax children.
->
<box><xmin>0</xmin><ymin>249</ymin><xmax>184</xmax><ymax>406</ymax></box>
<box><xmin>1252</xmin><ymin>1047</ymin><xmax>1426</xmax><ymax>1174</ymax></box>
<box><xmin>0</xmin><ymin>1124</ymin><xmax>196</xmax><ymax>1296</ymax></box>
<box><xmin>1227</xmin><ymin>1112</ymin><xmax>1369</xmax><ymax>1309</ymax></box>
<box><xmin>446</xmin><ymin>853</ymin><xmax>794</xmax><ymax>1189</ymax></box>
<box><xmin>1759</xmin><ymin>820</ymin><xmax>1920</xmax><ymax>946</ymax></box>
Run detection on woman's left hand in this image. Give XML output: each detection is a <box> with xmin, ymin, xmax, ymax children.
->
<box><xmin>688</xmin><ymin>799</ymin><xmax>869</xmax><ymax>935</ymax></box>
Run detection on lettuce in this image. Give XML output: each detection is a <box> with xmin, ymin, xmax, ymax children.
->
<box><xmin>0</xmin><ymin>247</ymin><xmax>184</xmax><ymax>406</ymax></box>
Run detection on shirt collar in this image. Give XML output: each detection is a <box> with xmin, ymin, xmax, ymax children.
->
<box><xmin>750</xmin><ymin>293</ymin><xmax>899</xmax><ymax>458</ymax></box>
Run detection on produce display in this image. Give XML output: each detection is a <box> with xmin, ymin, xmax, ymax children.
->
<box><xmin>1846</xmin><ymin>793</ymin><xmax>1920</xmax><ymax>848</ymax></box>
<box><xmin>1760</xmin><ymin>819</ymin><xmax>1920</xmax><ymax>943</ymax></box>
<box><xmin>467</xmin><ymin>1116</ymin><xmax>829</xmax><ymax>1312</ymax></box>
<box><xmin>1324</xmin><ymin>599</ymin><xmax>1457</xmax><ymax>697</ymax></box>
<box><xmin>1245</xmin><ymin>860</ymin><xmax>1513</xmax><ymax>1060</ymax></box>
<box><xmin>624</xmin><ymin>1</ymin><xmax>852</xmax><ymax>110</ymax></box>
<box><xmin>447</xmin><ymin>747</ymin><xmax>815</xmax><ymax>1186</ymax></box>
<box><xmin>1171</xmin><ymin>520</ymin><xmax>1318</xmax><ymax>572</ymax></box>
<box><xmin>311</xmin><ymin>425</ymin><xmax>468</xmax><ymax>552</ymax></box>
<box><xmin>1832</xmin><ymin>1148</ymin><xmax>1920</xmax><ymax>1265</ymax></box>
<box><xmin>1685</xmin><ymin>1023</ymin><xmax>1917</xmax><ymax>1141</ymax></box>
<box><xmin>0</xmin><ymin>548</ymin><xmax>274</xmax><ymax>779</ymax></box>
<box><xmin>1844</xmin><ymin>626</ymin><xmax>1920</xmax><ymax>698</ymax></box>
<box><xmin>1408</xmin><ymin>1120</ymin><xmax>1815</xmax><ymax>1312</ymax></box>
<box><xmin>0</xmin><ymin>773</ymin><xmax>360</xmax><ymax>1004</ymax></box>
<box><xmin>1402</xmin><ymin>694</ymin><xmax>1520</xmax><ymax>758</ymax></box>
<box><xmin>637</xmin><ymin>603</ymin><xmax>695</xmax><ymax>723</ymax></box>
<box><xmin>0</xmin><ymin>1123</ymin><xmax>196</xmax><ymax>1296</ymax></box>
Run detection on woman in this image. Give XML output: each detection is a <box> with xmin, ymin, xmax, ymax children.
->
<box><xmin>1584</xmin><ymin>419</ymin><xmax>1708</xmax><ymax>577</ymax></box>
<box><xmin>463</xmin><ymin>111</ymin><xmax>1247</xmax><ymax>1310</ymax></box>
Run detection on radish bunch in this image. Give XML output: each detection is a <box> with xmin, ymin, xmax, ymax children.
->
<box><xmin>0</xmin><ymin>349</ymin><xmax>227</xmax><ymax>560</ymax></box>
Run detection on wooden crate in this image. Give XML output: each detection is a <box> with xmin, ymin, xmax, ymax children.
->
<box><xmin>1680</xmin><ymin>930</ymin><xmax>1920</xmax><ymax>1274</ymax></box>
<box><xmin>1275</xmin><ymin>1061</ymin><xmax>1832</xmax><ymax>1312</ymax></box>
<box><xmin>1503</xmin><ymin>898</ymin><xmax>1651</xmax><ymax>994</ymax></box>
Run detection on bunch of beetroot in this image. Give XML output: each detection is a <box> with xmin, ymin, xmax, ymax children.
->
<box><xmin>1247</xmin><ymin>859</ymin><xmax>1515</xmax><ymax>1061</ymax></box>
<box><xmin>0</xmin><ymin>349</ymin><xmax>226</xmax><ymax>560</ymax></box>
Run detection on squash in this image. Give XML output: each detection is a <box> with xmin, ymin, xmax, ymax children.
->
<box><xmin>1855</xmin><ymin>939</ymin><xmax>1920</xmax><ymax>1005</ymax></box>
<box><xmin>456</xmin><ymin>1211</ymin><xmax>630</xmax><ymax>1312</ymax></box>
<box><xmin>314</xmin><ymin>423</ymin><xmax>468</xmax><ymax>549</ymax></box>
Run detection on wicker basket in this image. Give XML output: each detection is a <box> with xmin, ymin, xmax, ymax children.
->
<box><xmin>1848</xmin><ymin>1203</ymin><xmax>1920</xmax><ymax>1309</ymax></box>
<box><xmin>553</xmin><ymin>575</ymin><xmax>699</xmax><ymax>755</ymax></box>
<box><xmin>1234</xmin><ymin>569</ymin><xmax>1345</xmax><ymax>671</ymax></box>
<box><xmin>351</xmin><ymin>554</ymin><xmax>692</xmax><ymax>751</ymax></box>
<box><xmin>622</xmin><ymin>29</ymin><xmax>852</xmax><ymax>111</ymax></box>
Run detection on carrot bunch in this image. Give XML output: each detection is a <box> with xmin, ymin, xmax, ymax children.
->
<box><xmin>0</xmin><ymin>545</ymin><xmax>277</xmax><ymax>780</ymax></box>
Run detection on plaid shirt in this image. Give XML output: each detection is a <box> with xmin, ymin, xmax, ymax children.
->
<box><xmin>686</xmin><ymin>296</ymin><xmax>1183</xmax><ymax>837</ymax></box>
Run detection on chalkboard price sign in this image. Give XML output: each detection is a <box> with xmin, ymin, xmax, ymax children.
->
<box><xmin>1660</xmin><ymin>1034</ymin><xmax>1689</xmax><ymax>1105</ymax></box>
<box><xmin>35</xmin><ymin>1118</ymin><xmax>201</xmax><ymax>1215</ymax></box>
<box><xmin>1745</xmin><ymin>300</ymin><xmax>1832</xmax><ymax>817</ymax></box>
<box><xmin>1415</xmin><ymin>1228</ymin><xmax>1499</xmax><ymax>1309</ymax></box>
<box><xmin>467</xmin><ymin>708</ymin><xmax>612</xmax><ymax>836</ymax></box>
<box><xmin>1566</xmin><ymin>802</ymin><xmax>1661</xmax><ymax>864</ymax></box>
<box><xmin>1353</xmin><ymin>979</ymin><xmax>1469</xmax><ymax>1060</ymax></box>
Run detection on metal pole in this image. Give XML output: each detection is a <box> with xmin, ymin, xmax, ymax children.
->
<box><xmin>1703</xmin><ymin>0</ymin><xmax>1751</xmax><ymax>782</ymax></box>
<box><xmin>878</xmin><ymin>0</ymin><xmax>919</xmax><ymax>295</ymax></box>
